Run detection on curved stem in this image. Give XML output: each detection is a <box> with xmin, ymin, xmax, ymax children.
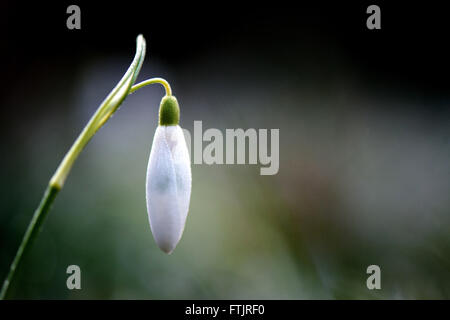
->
<box><xmin>130</xmin><ymin>77</ymin><xmax>172</xmax><ymax>96</ymax></box>
<box><xmin>0</xmin><ymin>34</ymin><xmax>148</xmax><ymax>299</ymax></box>
<box><xmin>50</xmin><ymin>35</ymin><xmax>146</xmax><ymax>189</ymax></box>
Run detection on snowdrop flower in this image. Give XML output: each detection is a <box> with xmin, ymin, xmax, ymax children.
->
<box><xmin>146</xmin><ymin>95</ymin><xmax>192</xmax><ymax>254</ymax></box>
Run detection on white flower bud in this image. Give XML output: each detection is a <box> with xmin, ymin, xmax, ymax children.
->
<box><xmin>146</xmin><ymin>124</ymin><xmax>192</xmax><ymax>254</ymax></box>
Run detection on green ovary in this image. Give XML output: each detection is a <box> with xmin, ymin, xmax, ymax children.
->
<box><xmin>159</xmin><ymin>95</ymin><xmax>180</xmax><ymax>126</ymax></box>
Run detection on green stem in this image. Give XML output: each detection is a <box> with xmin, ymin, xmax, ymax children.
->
<box><xmin>0</xmin><ymin>185</ymin><xmax>59</xmax><ymax>299</ymax></box>
<box><xmin>50</xmin><ymin>34</ymin><xmax>147</xmax><ymax>189</ymax></box>
<box><xmin>0</xmin><ymin>34</ymin><xmax>172</xmax><ymax>299</ymax></box>
<box><xmin>131</xmin><ymin>78</ymin><xmax>172</xmax><ymax>96</ymax></box>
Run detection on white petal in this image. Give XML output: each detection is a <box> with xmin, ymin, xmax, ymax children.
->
<box><xmin>146</xmin><ymin>125</ymin><xmax>191</xmax><ymax>253</ymax></box>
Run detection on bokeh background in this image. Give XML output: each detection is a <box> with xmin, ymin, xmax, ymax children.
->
<box><xmin>0</xmin><ymin>2</ymin><xmax>449</xmax><ymax>299</ymax></box>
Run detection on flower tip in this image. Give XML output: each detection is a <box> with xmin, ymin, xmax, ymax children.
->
<box><xmin>156</xmin><ymin>239</ymin><xmax>178</xmax><ymax>254</ymax></box>
<box><xmin>165</xmin><ymin>248</ymin><xmax>175</xmax><ymax>255</ymax></box>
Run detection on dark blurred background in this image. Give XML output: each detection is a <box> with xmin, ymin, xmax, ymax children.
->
<box><xmin>0</xmin><ymin>1</ymin><xmax>449</xmax><ymax>299</ymax></box>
